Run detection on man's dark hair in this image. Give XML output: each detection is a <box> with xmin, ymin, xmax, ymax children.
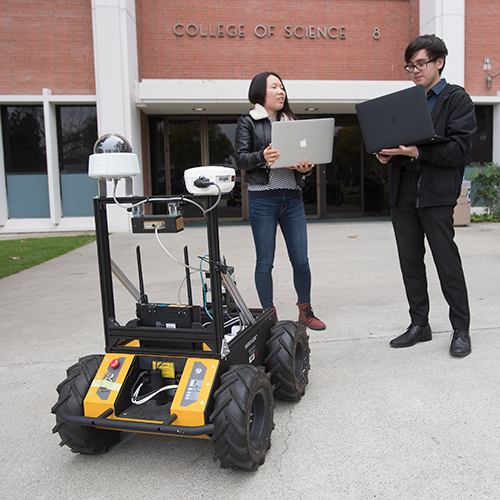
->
<box><xmin>248</xmin><ymin>71</ymin><xmax>297</xmax><ymax>120</ymax></box>
<box><xmin>405</xmin><ymin>34</ymin><xmax>448</xmax><ymax>75</ymax></box>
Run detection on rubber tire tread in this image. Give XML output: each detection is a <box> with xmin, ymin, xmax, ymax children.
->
<box><xmin>210</xmin><ymin>364</ymin><xmax>275</xmax><ymax>471</ymax></box>
<box><xmin>51</xmin><ymin>354</ymin><xmax>120</xmax><ymax>454</ymax></box>
<box><xmin>265</xmin><ymin>321</ymin><xmax>310</xmax><ymax>401</ymax></box>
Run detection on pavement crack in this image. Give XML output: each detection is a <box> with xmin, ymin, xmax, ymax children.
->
<box><xmin>276</xmin><ymin>404</ymin><xmax>294</xmax><ymax>498</ymax></box>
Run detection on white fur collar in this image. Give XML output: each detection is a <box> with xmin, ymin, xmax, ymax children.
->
<box><xmin>249</xmin><ymin>103</ymin><xmax>290</xmax><ymax>121</ymax></box>
<box><xmin>249</xmin><ymin>103</ymin><xmax>269</xmax><ymax>120</ymax></box>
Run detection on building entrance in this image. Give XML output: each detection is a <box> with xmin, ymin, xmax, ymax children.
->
<box><xmin>148</xmin><ymin>106</ymin><xmax>494</xmax><ymax>221</ymax></box>
<box><xmin>148</xmin><ymin>113</ymin><xmax>393</xmax><ymax>221</ymax></box>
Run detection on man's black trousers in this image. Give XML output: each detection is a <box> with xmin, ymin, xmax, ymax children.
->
<box><xmin>390</xmin><ymin>169</ymin><xmax>470</xmax><ymax>330</ymax></box>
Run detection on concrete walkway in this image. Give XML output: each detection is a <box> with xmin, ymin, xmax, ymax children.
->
<box><xmin>1</xmin><ymin>220</ymin><xmax>499</xmax><ymax>499</ymax></box>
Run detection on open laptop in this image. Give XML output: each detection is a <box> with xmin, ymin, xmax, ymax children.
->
<box><xmin>355</xmin><ymin>85</ymin><xmax>449</xmax><ymax>154</ymax></box>
<box><xmin>270</xmin><ymin>118</ymin><xmax>335</xmax><ymax>168</ymax></box>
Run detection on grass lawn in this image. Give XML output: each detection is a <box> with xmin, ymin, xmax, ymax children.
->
<box><xmin>0</xmin><ymin>234</ymin><xmax>96</xmax><ymax>279</ymax></box>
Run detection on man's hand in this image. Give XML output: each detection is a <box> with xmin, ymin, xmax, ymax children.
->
<box><xmin>376</xmin><ymin>145</ymin><xmax>419</xmax><ymax>164</ymax></box>
<box><xmin>376</xmin><ymin>153</ymin><xmax>392</xmax><ymax>164</ymax></box>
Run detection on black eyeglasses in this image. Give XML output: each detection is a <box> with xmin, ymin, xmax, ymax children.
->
<box><xmin>404</xmin><ymin>58</ymin><xmax>438</xmax><ymax>73</ymax></box>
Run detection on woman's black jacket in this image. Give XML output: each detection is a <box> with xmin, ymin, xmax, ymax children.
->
<box><xmin>234</xmin><ymin>113</ymin><xmax>306</xmax><ymax>187</ymax></box>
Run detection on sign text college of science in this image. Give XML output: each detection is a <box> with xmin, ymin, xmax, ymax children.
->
<box><xmin>173</xmin><ymin>23</ymin><xmax>348</xmax><ymax>40</ymax></box>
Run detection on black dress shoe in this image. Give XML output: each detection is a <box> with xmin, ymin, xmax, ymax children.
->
<box><xmin>450</xmin><ymin>329</ymin><xmax>471</xmax><ymax>357</ymax></box>
<box><xmin>390</xmin><ymin>323</ymin><xmax>432</xmax><ymax>348</ymax></box>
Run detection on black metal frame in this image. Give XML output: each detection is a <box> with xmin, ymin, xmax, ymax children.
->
<box><xmin>94</xmin><ymin>194</ymin><xmax>229</xmax><ymax>358</ymax></box>
<box><xmin>93</xmin><ymin>194</ymin><xmax>275</xmax><ymax>364</ymax></box>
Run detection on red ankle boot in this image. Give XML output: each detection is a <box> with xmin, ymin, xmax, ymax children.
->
<box><xmin>265</xmin><ymin>306</ymin><xmax>278</xmax><ymax>320</ymax></box>
<box><xmin>297</xmin><ymin>303</ymin><xmax>325</xmax><ymax>330</ymax></box>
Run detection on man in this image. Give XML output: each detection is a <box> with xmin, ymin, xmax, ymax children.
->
<box><xmin>377</xmin><ymin>34</ymin><xmax>476</xmax><ymax>357</ymax></box>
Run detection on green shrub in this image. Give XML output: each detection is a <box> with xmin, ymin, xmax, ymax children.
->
<box><xmin>471</xmin><ymin>213</ymin><xmax>500</xmax><ymax>223</ymax></box>
<box><xmin>469</xmin><ymin>162</ymin><xmax>500</xmax><ymax>215</ymax></box>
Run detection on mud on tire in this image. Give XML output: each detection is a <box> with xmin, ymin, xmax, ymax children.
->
<box><xmin>210</xmin><ymin>365</ymin><xmax>275</xmax><ymax>471</ymax></box>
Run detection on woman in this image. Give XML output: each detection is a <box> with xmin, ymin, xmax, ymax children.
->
<box><xmin>234</xmin><ymin>71</ymin><xmax>325</xmax><ymax>330</ymax></box>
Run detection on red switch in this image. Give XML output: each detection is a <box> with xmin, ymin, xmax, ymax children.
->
<box><xmin>109</xmin><ymin>359</ymin><xmax>120</xmax><ymax>369</ymax></box>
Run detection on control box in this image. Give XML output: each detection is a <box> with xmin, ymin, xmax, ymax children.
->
<box><xmin>131</xmin><ymin>215</ymin><xmax>184</xmax><ymax>233</ymax></box>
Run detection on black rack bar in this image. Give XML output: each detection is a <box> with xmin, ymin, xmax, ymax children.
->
<box><xmin>56</xmin><ymin>410</ymin><xmax>214</xmax><ymax>437</ymax></box>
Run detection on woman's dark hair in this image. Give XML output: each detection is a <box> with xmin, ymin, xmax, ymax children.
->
<box><xmin>248</xmin><ymin>71</ymin><xmax>297</xmax><ymax>120</ymax></box>
<box><xmin>405</xmin><ymin>34</ymin><xmax>448</xmax><ymax>75</ymax></box>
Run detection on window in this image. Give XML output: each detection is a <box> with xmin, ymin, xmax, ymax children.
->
<box><xmin>57</xmin><ymin>106</ymin><xmax>98</xmax><ymax>173</ymax></box>
<box><xmin>470</xmin><ymin>105</ymin><xmax>493</xmax><ymax>164</ymax></box>
<box><xmin>1</xmin><ymin>105</ymin><xmax>49</xmax><ymax>218</ymax></box>
<box><xmin>56</xmin><ymin>105</ymin><xmax>98</xmax><ymax>216</ymax></box>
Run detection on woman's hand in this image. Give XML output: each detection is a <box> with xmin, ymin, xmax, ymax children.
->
<box><xmin>289</xmin><ymin>159</ymin><xmax>315</xmax><ymax>173</ymax></box>
<box><xmin>263</xmin><ymin>143</ymin><xmax>280</xmax><ymax>166</ymax></box>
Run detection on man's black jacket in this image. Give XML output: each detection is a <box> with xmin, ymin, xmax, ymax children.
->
<box><xmin>389</xmin><ymin>83</ymin><xmax>477</xmax><ymax>208</ymax></box>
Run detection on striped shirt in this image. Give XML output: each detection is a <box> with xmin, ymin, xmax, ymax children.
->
<box><xmin>248</xmin><ymin>118</ymin><xmax>300</xmax><ymax>193</ymax></box>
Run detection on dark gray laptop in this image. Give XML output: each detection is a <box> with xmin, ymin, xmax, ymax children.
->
<box><xmin>355</xmin><ymin>85</ymin><xmax>449</xmax><ymax>154</ymax></box>
<box><xmin>271</xmin><ymin>118</ymin><xmax>335</xmax><ymax>168</ymax></box>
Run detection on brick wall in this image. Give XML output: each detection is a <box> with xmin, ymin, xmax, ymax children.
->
<box><xmin>2</xmin><ymin>0</ymin><xmax>498</xmax><ymax>97</ymax></box>
<box><xmin>138</xmin><ymin>0</ymin><xmax>413</xmax><ymax>83</ymax></box>
<box><xmin>0</xmin><ymin>0</ymin><xmax>95</xmax><ymax>95</ymax></box>
<box><xmin>465</xmin><ymin>0</ymin><xmax>500</xmax><ymax>95</ymax></box>
<box><xmin>408</xmin><ymin>0</ymin><xmax>420</xmax><ymax>41</ymax></box>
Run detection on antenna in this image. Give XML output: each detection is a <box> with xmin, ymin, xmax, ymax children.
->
<box><xmin>136</xmin><ymin>245</ymin><xmax>148</xmax><ymax>304</ymax></box>
<box><xmin>184</xmin><ymin>245</ymin><xmax>193</xmax><ymax>306</ymax></box>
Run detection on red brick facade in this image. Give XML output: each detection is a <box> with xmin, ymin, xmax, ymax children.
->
<box><xmin>0</xmin><ymin>0</ymin><xmax>95</xmax><ymax>95</ymax></box>
<box><xmin>138</xmin><ymin>0</ymin><xmax>414</xmax><ymax>83</ymax></box>
<box><xmin>1</xmin><ymin>0</ymin><xmax>498</xmax><ymax>96</ymax></box>
<box><xmin>465</xmin><ymin>0</ymin><xmax>500</xmax><ymax>95</ymax></box>
<box><xmin>408</xmin><ymin>0</ymin><xmax>420</xmax><ymax>41</ymax></box>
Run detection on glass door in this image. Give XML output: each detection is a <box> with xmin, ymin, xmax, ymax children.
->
<box><xmin>148</xmin><ymin>113</ymin><xmax>390</xmax><ymax>221</ymax></box>
<box><xmin>207</xmin><ymin>119</ymin><xmax>241</xmax><ymax>219</ymax></box>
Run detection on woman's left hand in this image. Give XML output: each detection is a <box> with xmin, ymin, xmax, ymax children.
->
<box><xmin>289</xmin><ymin>159</ymin><xmax>315</xmax><ymax>173</ymax></box>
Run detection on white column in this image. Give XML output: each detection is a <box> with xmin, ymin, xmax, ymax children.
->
<box><xmin>92</xmin><ymin>0</ymin><xmax>142</xmax><ymax>232</ymax></box>
<box><xmin>420</xmin><ymin>0</ymin><xmax>465</xmax><ymax>87</ymax></box>
<box><xmin>0</xmin><ymin>115</ymin><xmax>7</xmax><ymax>226</ymax></box>
<box><xmin>493</xmin><ymin>103</ymin><xmax>500</xmax><ymax>164</ymax></box>
<box><xmin>43</xmin><ymin>89</ymin><xmax>62</xmax><ymax>225</ymax></box>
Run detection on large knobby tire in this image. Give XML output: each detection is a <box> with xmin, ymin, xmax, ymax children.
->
<box><xmin>210</xmin><ymin>365</ymin><xmax>275</xmax><ymax>471</ymax></box>
<box><xmin>52</xmin><ymin>355</ymin><xmax>120</xmax><ymax>454</ymax></box>
<box><xmin>265</xmin><ymin>321</ymin><xmax>310</xmax><ymax>401</ymax></box>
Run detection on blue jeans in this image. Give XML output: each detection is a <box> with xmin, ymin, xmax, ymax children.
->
<box><xmin>248</xmin><ymin>193</ymin><xmax>311</xmax><ymax>309</ymax></box>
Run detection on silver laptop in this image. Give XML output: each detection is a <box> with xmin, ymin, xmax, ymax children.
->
<box><xmin>270</xmin><ymin>118</ymin><xmax>335</xmax><ymax>168</ymax></box>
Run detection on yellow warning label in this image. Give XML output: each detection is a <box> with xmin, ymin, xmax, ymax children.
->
<box><xmin>91</xmin><ymin>379</ymin><xmax>121</xmax><ymax>391</ymax></box>
<box><xmin>152</xmin><ymin>361</ymin><xmax>175</xmax><ymax>379</ymax></box>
